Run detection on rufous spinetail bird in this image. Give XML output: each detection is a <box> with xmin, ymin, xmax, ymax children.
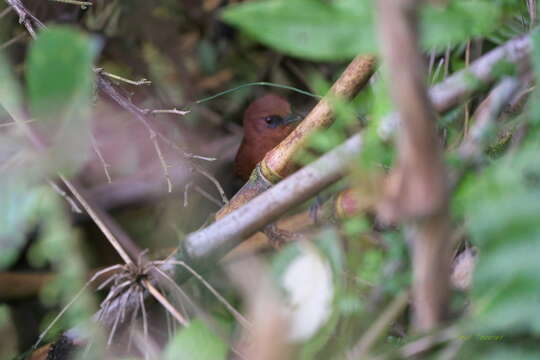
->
<box><xmin>234</xmin><ymin>94</ymin><xmax>302</xmax><ymax>181</ymax></box>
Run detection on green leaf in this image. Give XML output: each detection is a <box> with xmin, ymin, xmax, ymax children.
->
<box><xmin>0</xmin><ymin>56</ymin><xmax>25</xmax><ymax>122</ymax></box>
<box><xmin>163</xmin><ymin>319</ymin><xmax>227</xmax><ymax>360</ymax></box>
<box><xmin>27</xmin><ymin>26</ymin><xmax>98</xmax><ymax>173</ymax></box>
<box><xmin>222</xmin><ymin>0</ymin><xmax>503</xmax><ymax>61</ymax></box>
<box><xmin>0</xmin><ymin>175</ymin><xmax>42</xmax><ymax>270</ymax></box>
<box><xmin>0</xmin><ymin>58</ymin><xmax>46</xmax><ymax>269</ymax></box>
<box><xmin>459</xmin><ymin>143</ymin><xmax>540</xmax><ymax>334</ymax></box>
<box><xmin>222</xmin><ymin>0</ymin><xmax>375</xmax><ymax>61</ymax></box>
<box><xmin>421</xmin><ymin>1</ymin><xmax>501</xmax><ymax>51</ymax></box>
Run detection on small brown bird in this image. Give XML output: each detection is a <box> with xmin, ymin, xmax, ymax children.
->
<box><xmin>234</xmin><ymin>94</ymin><xmax>302</xmax><ymax>181</ymax></box>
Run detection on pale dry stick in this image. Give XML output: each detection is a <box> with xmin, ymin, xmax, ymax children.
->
<box><xmin>142</xmin><ymin>279</ymin><xmax>189</xmax><ymax>326</ymax></box>
<box><xmin>62</xmin><ymin>176</ymin><xmax>134</xmax><ymax>265</ymax></box>
<box><xmin>0</xmin><ymin>118</ymin><xmax>35</xmax><ymax>127</ymax></box>
<box><xmin>0</xmin><ymin>31</ymin><xmax>26</xmax><ymax>51</ymax></box>
<box><xmin>378</xmin><ymin>0</ymin><xmax>450</xmax><ymax>330</ymax></box>
<box><xmin>528</xmin><ymin>0</ymin><xmax>537</xmax><ymax>28</ymax></box>
<box><xmin>347</xmin><ymin>290</ymin><xmax>409</xmax><ymax>359</ymax></box>
<box><xmin>438</xmin><ymin>338</ymin><xmax>465</xmax><ymax>360</ymax></box>
<box><xmin>194</xmin><ymin>185</ymin><xmax>224</xmax><ymax>207</ymax></box>
<box><xmin>443</xmin><ymin>45</ymin><xmax>451</xmax><ymax>78</ymax></box>
<box><xmin>196</xmin><ymin>167</ymin><xmax>228</xmax><ymax>204</ymax></box>
<box><xmin>183</xmin><ymin>181</ymin><xmax>193</xmax><ymax>207</ymax></box>
<box><xmin>139</xmin><ymin>290</ymin><xmax>148</xmax><ymax>341</ymax></box>
<box><xmin>48</xmin><ymin>179</ymin><xmax>83</xmax><ymax>213</ymax></box>
<box><xmin>32</xmin><ymin>264</ymin><xmax>123</xmax><ymax>349</ymax></box>
<box><xmin>370</xmin><ymin>326</ymin><xmax>458</xmax><ymax>360</ymax></box>
<box><xmin>5</xmin><ymin>0</ymin><xmax>44</xmax><ymax>38</ymax></box>
<box><xmin>49</xmin><ymin>0</ymin><xmax>92</xmax><ymax>6</ymax></box>
<box><xmin>153</xmin><ymin>129</ymin><xmax>226</xmax><ymax>200</ymax></box>
<box><xmin>458</xmin><ymin>77</ymin><xmax>522</xmax><ymax>161</ymax></box>
<box><xmin>91</xmin><ymin>134</ymin><xmax>112</xmax><ymax>183</ymax></box>
<box><xmin>150</xmin><ymin>108</ymin><xmax>190</xmax><ymax>116</ymax></box>
<box><xmin>0</xmin><ymin>5</ymin><xmax>12</xmax><ymax>18</ymax></box>
<box><xmin>149</xmin><ymin>129</ymin><xmax>173</xmax><ymax>193</ymax></box>
<box><xmin>152</xmin><ymin>126</ymin><xmax>216</xmax><ymax>161</ymax></box>
<box><xmin>96</xmin><ymin>68</ymin><xmax>151</xmax><ymax>86</ymax></box>
<box><xmin>430</xmin><ymin>58</ymin><xmax>444</xmax><ymax>85</ymax></box>
<box><xmin>464</xmin><ymin>41</ymin><xmax>472</xmax><ymax>136</ymax></box>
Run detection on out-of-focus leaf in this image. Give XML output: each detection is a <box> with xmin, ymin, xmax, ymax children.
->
<box><xmin>459</xmin><ymin>143</ymin><xmax>540</xmax><ymax>334</ymax></box>
<box><xmin>27</xmin><ymin>26</ymin><xmax>98</xmax><ymax>174</ymax></box>
<box><xmin>421</xmin><ymin>1</ymin><xmax>501</xmax><ymax>51</ymax></box>
<box><xmin>0</xmin><ymin>58</ymin><xmax>44</xmax><ymax>270</ymax></box>
<box><xmin>222</xmin><ymin>0</ymin><xmax>375</xmax><ymax>61</ymax></box>
<box><xmin>163</xmin><ymin>319</ymin><xmax>227</xmax><ymax>360</ymax></box>
<box><xmin>222</xmin><ymin>0</ymin><xmax>503</xmax><ymax>61</ymax></box>
<box><xmin>0</xmin><ymin>175</ymin><xmax>41</xmax><ymax>269</ymax></box>
<box><xmin>0</xmin><ymin>56</ymin><xmax>25</xmax><ymax>122</ymax></box>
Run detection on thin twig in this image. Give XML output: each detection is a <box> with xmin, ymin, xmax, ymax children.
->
<box><xmin>458</xmin><ymin>77</ymin><xmax>522</xmax><ymax>162</ymax></box>
<box><xmin>91</xmin><ymin>134</ymin><xmax>112</xmax><ymax>183</ymax></box>
<box><xmin>49</xmin><ymin>0</ymin><xmax>92</xmax><ymax>6</ymax></box>
<box><xmin>149</xmin><ymin>108</ymin><xmax>190</xmax><ymax>116</ymax></box>
<box><xmin>62</xmin><ymin>176</ymin><xmax>134</xmax><ymax>265</ymax></box>
<box><xmin>0</xmin><ymin>5</ymin><xmax>12</xmax><ymax>19</ymax></box>
<box><xmin>142</xmin><ymin>279</ymin><xmax>189</xmax><ymax>326</ymax></box>
<box><xmin>95</xmin><ymin>68</ymin><xmax>151</xmax><ymax>86</ymax></box>
<box><xmin>0</xmin><ymin>31</ymin><xmax>26</xmax><ymax>51</ymax></box>
<box><xmin>194</xmin><ymin>185</ymin><xmax>224</xmax><ymax>207</ymax></box>
<box><xmin>347</xmin><ymin>290</ymin><xmax>409</xmax><ymax>359</ymax></box>
<box><xmin>33</xmin><ymin>265</ymin><xmax>121</xmax><ymax>349</ymax></box>
<box><xmin>196</xmin><ymin>167</ymin><xmax>228</xmax><ymax>204</ymax></box>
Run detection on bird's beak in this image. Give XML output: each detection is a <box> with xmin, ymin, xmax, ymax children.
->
<box><xmin>282</xmin><ymin>112</ymin><xmax>304</xmax><ymax>125</ymax></box>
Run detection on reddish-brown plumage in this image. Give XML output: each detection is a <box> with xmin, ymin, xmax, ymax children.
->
<box><xmin>234</xmin><ymin>94</ymin><xmax>298</xmax><ymax>181</ymax></box>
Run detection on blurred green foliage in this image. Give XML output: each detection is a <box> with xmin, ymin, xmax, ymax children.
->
<box><xmin>222</xmin><ymin>0</ymin><xmax>506</xmax><ymax>61</ymax></box>
<box><xmin>0</xmin><ymin>26</ymin><xmax>100</xmax><ymax>353</ymax></box>
<box><xmin>162</xmin><ymin>319</ymin><xmax>227</xmax><ymax>360</ymax></box>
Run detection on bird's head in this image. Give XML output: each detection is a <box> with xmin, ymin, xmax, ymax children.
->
<box><xmin>234</xmin><ymin>94</ymin><xmax>303</xmax><ymax>181</ymax></box>
<box><xmin>242</xmin><ymin>94</ymin><xmax>302</xmax><ymax>145</ymax></box>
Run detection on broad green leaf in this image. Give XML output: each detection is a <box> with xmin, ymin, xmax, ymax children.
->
<box><xmin>421</xmin><ymin>1</ymin><xmax>501</xmax><ymax>51</ymax></box>
<box><xmin>27</xmin><ymin>26</ymin><xmax>98</xmax><ymax>174</ymax></box>
<box><xmin>459</xmin><ymin>143</ymin><xmax>540</xmax><ymax>334</ymax></box>
<box><xmin>222</xmin><ymin>0</ymin><xmax>375</xmax><ymax>61</ymax></box>
<box><xmin>222</xmin><ymin>0</ymin><xmax>503</xmax><ymax>61</ymax></box>
<box><xmin>163</xmin><ymin>319</ymin><xmax>227</xmax><ymax>360</ymax></box>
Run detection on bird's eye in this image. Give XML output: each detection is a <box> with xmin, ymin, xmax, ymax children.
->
<box><xmin>263</xmin><ymin>115</ymin><xmax>283</xmax><ymax>128</ymax></box>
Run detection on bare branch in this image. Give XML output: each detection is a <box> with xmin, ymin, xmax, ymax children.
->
<box><xmin>458</xmin><ymin>77</ymin><xmax>522</xmax><ymax>162</ymax></box>
<box><xmin>378</xmin><ymin>0</ymin><xmax>450</xmax><ymax>330</ymax></box>
<box><xmin>180</xmin><ymin>133</ymin><xmax>363</xmax><ymax>266</ymax></box>
<box><xmin>95</xmin><ymin>68</ymin><xmax>151</xmax><ymax>86</ymax></box>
